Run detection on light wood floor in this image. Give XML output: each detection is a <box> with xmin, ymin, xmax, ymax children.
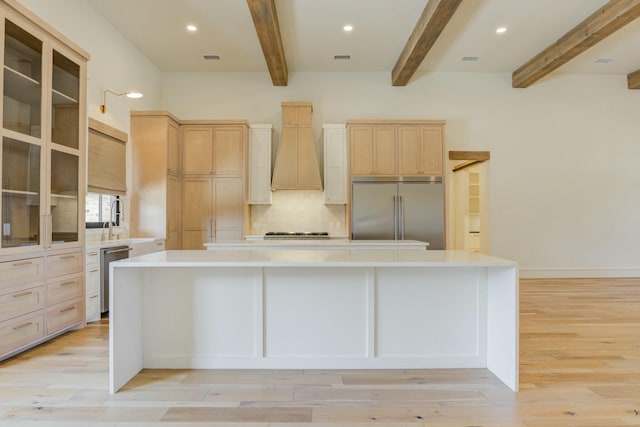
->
<box><xmin>1</xmin><ymin>278</ymin><xmax>639</xmax><ymax>426</ymax></box>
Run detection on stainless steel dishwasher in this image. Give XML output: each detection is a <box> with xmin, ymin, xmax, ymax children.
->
<box><xmin>100</xmin><ymin>246</ymin><xmax>130</xmax><ymax>313</ymax></box>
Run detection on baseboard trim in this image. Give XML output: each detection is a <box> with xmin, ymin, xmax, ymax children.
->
<box><xmin>519</xmin><ymin>268</ymin><xmax>640</xmax><ymax>279</ymax></box>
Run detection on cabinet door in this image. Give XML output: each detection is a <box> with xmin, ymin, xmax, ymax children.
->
<box><xmin>213</xmin><ymin>126</ymin><xmax>243</xmax><ymax>176</ymax></box>
<box><xmin>372</xmin><ymin>126</ymin><xmax>396</xmax><ymax>175</ymax></box>
<box><xmin>182</xmin><ymin>127</ymin><xmax>213</xmax><ymax>175</ymax></box>
<box><xmin>214</xmin><ymin>178</ymin><xmax>244</xmax><ymax>240</ymax></box>
<box><xmin>248</xmin><ymin>126</ymin><xmax>272</xmax><ymax>204</ymax></box>
<box><xmin>167</xmin><ymin>119</ymin><xmax>180</xmax><ymax>174</ymax></box>
<box><xmin>166</xmin><ymin>175</ymin><xmax>180</xmax><ymax>249</ymax></box>
<box><xmin>182</xmin><ymin>178</ymin><xmax>212</xmax><ymax>249</ymax></box>
<box><xmin>349</xmin><ymin>126</ymin><xmax>373</xmax><ymax>175</ymax></box>
<box><xmin>323</xmin><ymin>125</ymin><xmax>347</xmax><ymax>204</ymax></box>
<box><xmin>421</xmin><ymin>126</ymin><xmax>443</xmax><ymax>176</ymax></box>
<box><xmin>398</xmin><ymin>126</ymin><xmax>422</xmax><ymax>175</ymax></box>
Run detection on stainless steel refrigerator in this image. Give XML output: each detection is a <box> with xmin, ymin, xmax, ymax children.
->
<box><xmin>351</xmin><ymin>177</ymin><xmax>444</xmax><ymax>249</ymax></box>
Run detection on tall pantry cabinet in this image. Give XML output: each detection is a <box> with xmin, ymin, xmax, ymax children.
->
<box><xmin>181</xmin><ymin>122</ymin><xmax>248</xmax><ymax>249</ymax></box>
<box><xmin>0</xmin><ymin>1</ymin><xmax>88</xmax><ymax>360</ymax></box>
<box><xmin>130</xmin><ymin>112</ymin><xmax>181</xmax><ymax>250</ymax></box>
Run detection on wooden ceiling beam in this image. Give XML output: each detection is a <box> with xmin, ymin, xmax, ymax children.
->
<box><xmin>391</xmin><ymin>0</ymin><xmax>463</xmax><ymax>86</ymax></box>
<box><xmin>512</xmin><ymin>0</ymin><xmax>640</xmax><ymax>88</ymax></box>
<box><xmin>628</xmin><ymin>69</ymin><xmax>640</xmax><ymax>89</ymax></box>
<box><xmin>247</xmin><ymin>0</ymin><xmax>288</xmax><ymax>86</ymax></box>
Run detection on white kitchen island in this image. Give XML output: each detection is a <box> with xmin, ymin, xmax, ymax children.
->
<box><xmin>109</xmin><ymin>249</ymin><xmax>518</xmax><ymax>393</ymax></box>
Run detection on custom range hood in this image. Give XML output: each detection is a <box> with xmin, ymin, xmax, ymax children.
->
<box><xmin>271</xmin><ymin>102</ymin><xmax>322</xmax><ymax>190</ymax></box>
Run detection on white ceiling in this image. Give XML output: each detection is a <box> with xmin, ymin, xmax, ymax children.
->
<box><xmin>87</xmin><ymin>0</ymin><xmax>640</xmax><ymax>79</ymax></box>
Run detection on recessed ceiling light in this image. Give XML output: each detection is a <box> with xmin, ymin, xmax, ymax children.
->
<box><xmin>186</xmin><ymin>24</ymin><xmax>197</xmax><ymax>32</ymax></box>
<box><xmin>496</xmin><ymin>26</ymin><xmax>507</xmax><ymax>34</ymax></box>
<box><xmin>461</xmin><ymin>56</ymin><xmax>479</xmax><ymax>62</ymax></box>
<box><xmin>343</xmin><ymin>25</ymin><xmax>353</xmax><ymax>32</ymax></box>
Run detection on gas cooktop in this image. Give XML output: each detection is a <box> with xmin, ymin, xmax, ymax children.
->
<box><xmin>264</xmin><ymin>232</ymin><xmax>330</xmax><ymax>240</ymax></box>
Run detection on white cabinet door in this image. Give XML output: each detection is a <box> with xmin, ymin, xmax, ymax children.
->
<box><xmin>323</xmin><ymin>124</ymin><xmax>347</xmax><ymax>204</ymax></box>
<box><xmin>248</xmin><ymin>124</ymin><xmax>272</xmax><ymax>204</ymax></box>
<box><xmin>85</xmin><ymin>249</ymin><xmax>100</xmax><ymax>323</ymax></box>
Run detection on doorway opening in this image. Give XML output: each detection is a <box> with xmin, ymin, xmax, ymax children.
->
<box><xmin>448</xmin><ymin>151</ymin><xmax>490</xmax><ymax>254</ymax></box>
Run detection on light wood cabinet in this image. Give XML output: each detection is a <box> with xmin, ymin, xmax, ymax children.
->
<box><xmin>182</xmin><ymin>124</ymin><xmax>246</xmax><ymax>177</ymax></box>
<box><xmin>130</xmin><ymin>112</ymin><xmax>182</xmax><ymax>250</ymax></box>
<box><xmin>248</xmin><ymin>124</ymin><xmax>272</xmax><ymax>204</ymax></box>
<box><xmin>0</xmin><ymin>2</ymin><xmax>88</xmax><ymax>361</ymax></box>
<box><xmin>182</xmin><ymin>177</ymin><xmax>244</xmax><ymax>249</ymax></box>
<box><xmin>348</xmin><ymin>120</ymin><xmax>445</xmax><ymax>178</ymax></box>
<box><xmin>398</xmin><ymin>125</ymin><xmax>443</xmax><ymax>176</ymax></box>
<box><xmin>349</xmin><ymin>125</ymin><xmax>397</xmax><ymax>176</ymax></box>
<box><xmin>323</xmin><ymin>124</ymin><xmax>347</xmax><ymax>204</ymax></box>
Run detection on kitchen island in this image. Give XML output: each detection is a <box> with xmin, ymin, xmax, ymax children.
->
<box><xmin>109</xmin><ymin>249</ymin><xmax>518</xmax><ymax>393</ymax></box>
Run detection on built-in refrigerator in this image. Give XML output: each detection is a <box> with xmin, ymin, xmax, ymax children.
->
<box><xmin>351</xmin><ymin>177</ymin><xmax>444</xmax><ymax>249</ymax></box>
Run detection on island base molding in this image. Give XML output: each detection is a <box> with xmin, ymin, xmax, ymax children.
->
<box><xmin>110</xmin><ymin>264</ymin><xmax>517</xmax><ymax>393</ymax></box>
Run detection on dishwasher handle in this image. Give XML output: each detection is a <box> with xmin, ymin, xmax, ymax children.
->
<box><xmin>105</xmin><ymin>247</ymin><xmax>132</xmax><ymax>255</ymax></box>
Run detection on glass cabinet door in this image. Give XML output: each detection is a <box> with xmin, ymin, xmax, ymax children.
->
<box><xmin>51</xmin><ymin>50</ymin><xmax>79</xmax><ymax>149</ymax></box>
<box><xmin>49</xmin><ymin>149</ymin><xmax>78</xmax><ymax>244</ymax></box>
<box><xmin>3</xmin><ymin>19</ymin><xmax>42</xmax><ymax>138</ymax></box>
<box><xmin>48</xmin><ymin>49</ymin><xmax>80</xmax><ymax>245</ymax></box>
<box><xmin>1</xmin><ymin>137</ymin><xmax>41</xmax><ymax>248</ymax></box>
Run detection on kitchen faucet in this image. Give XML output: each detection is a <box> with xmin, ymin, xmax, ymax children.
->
<box><xmin>102</xmin><ymin>198</ymin><xmax>125</xmax><ymax>240</ymax></box>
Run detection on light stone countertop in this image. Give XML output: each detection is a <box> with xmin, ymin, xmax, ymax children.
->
<box><xmin>204</xmin><ymin>239</ymin><xmax>429</xmax><ymax>249</ymax></box>
<box><xmin>114</xmin><ymin>249</ymin><xmax>517</xmax><ymax>268</ymax></box>
<box><xmin>85</xmin><ymin>237</ymin><xmax>160</xmax><ymax>250</ymax></box>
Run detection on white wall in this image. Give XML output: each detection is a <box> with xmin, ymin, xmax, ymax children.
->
<box><xmin>17</xmin><ymin>0</ymin><xmax>162</xmax><ymax>131</ymax></box>
<box><xmin>162</xmin><ymin>71</ymin><xmax>640</xmax><ymax>277</ymax></box>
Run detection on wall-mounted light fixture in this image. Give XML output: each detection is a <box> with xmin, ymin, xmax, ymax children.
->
<box><xmin>100</xmin><ymin>89</ymin><xmax>144</xmax><ymax>113</ymax></box>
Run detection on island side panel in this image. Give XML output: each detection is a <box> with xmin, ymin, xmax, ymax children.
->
<box><xmin>263</xmin><ymin>267</ymin><xmax>372</xmax><ymax>359</ymax></box>
<box><xmin>141</xmin><ymin>267</ymin><xmax>262</xmax><ymax>367</ymax></box>
<box><xmin>486</xmin><ymin>265</ymin><xmax>519</xmax><ymax>391</ymax></box>
<box><xmin>110</xmin><ymin>267</ymin><xmax>144</xmax><ymax>393</ymax></box>
<box><xmin>376</xmin><ymin>267</ymin><xmax>487</xmax><ymax>367</ymax></box>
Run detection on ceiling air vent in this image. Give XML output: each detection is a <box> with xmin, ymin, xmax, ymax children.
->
<box><xmin>334</xmin><ymin>54</ymin><xmax>351</xmax><ymax>60</ymax></box>
<box><xmin>203</xmin><ymin>54</ymin><xmax>221</xmax><ymax>60</ymax></box>
<box><xmin>594</xmin><ymin>58</ymin><xmax>613</xmax><ymax>64</ymax></box>
<box><xmin>461</xmin><ymin>56</ymin><xmax>479</xmax><ymax>62</ymax></box>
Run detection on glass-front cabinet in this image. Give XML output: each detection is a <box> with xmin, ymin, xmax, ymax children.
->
<box><xmin>1</xmin><ymin>14</ymin><xmax>86</xmax><ymax>253</ymax></box>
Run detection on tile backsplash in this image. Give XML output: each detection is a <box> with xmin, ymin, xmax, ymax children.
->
<box><xmin>250</xmin><ymin>191</ymin><xmax>346</xmax><ymax>236</ymax></box>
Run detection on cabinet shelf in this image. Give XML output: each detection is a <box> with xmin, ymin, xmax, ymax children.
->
<box><xmin>1</xmin><ymin>189</ymin><xmax>38</xmax><ymax>196</ymax></box>
<box><xmin>50</xmin><ymin>193</ymin><xmax>77</xmax><ymax>199</ymax></box>
<box><xmin>52</xmin><ymin>88</ymin><xmax>77</xmax><ymax>105</ymax></box>
<box><xmin>3</xmin><ymin>65</ymin><xmax>41</xmax><ymax>105</ymax></box>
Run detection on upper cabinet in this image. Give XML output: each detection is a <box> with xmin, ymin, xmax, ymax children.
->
<box><xmin>182</xmin><ymin>123</ymin><xmax>247</xmax><ymax>177</ymax></box>
<box><xmin>1</xmin><ymin>9</ymin><xmax>87</xmax><ymax>254</ymax></box>
<box><xmin>398</xmin><ymin>125</ymin><xmax>444</xmax><ymax>176</ymax></box>
<box><xmin>248</xmin><ymin>124</ymin><xmax>272</xmax><ymax>205</ymax></box>
<box><xmin>347</xmin><ymin>120</ymin><xmax>445</xmax><ymax>178</ymax></box>
<box><xmin>323</xmin><ymin>124</ymin><xmax>347</xmax><ymax>204</ymax></box>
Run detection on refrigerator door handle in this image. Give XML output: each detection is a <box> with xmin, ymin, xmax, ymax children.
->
<box><xmin>393</xmin><ymin>195</ymin><xmax>398</xmax><ymax>240</ymax></box>
<box><xmin>399</xmin><ymin>195</ymin><xmax>404</xmax><ymax>240</ymax></box>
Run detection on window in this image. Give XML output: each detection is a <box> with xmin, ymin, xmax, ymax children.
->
<box><xmin>85</xmin><ymin>193</ymin><xmax>120</xmax><ymax>228</ymax></box>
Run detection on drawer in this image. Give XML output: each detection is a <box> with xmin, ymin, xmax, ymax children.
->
<box><xmin>85</xmin><ymin>266</ymin><xmax>100</xmax><ymax>295</ymax></box>
<box><xmin>86</xmin><ymin>292</ymin><xmax>100</xmax><ymax>323</ymax></box>
<box><xmin>85</xmin><ymin>250</ymin><xmax>99</xmax><ymax>268</ymax></box>
<box><xmin>46</xmin><ymin>299</ymin><xmax>83</xmax><ymax>335</ymax></box>
<box><xmin>0</xmin><ymin>311</ymin><xmax>45</xmax><ymax>356</ymax></box>
<box><xmin>0</xmin><ymin>285</ymin><xmax>45</xmax><ymax>323</ymax></box>
<box><xmin>47</xmin><ymin>275</ymin><xmax>83</xmax><ymax>307</ymax></box>
<box><xmin>0</xmin><ymin>257</ymin><xmax>45</xmax><ymax>293</ymax></box>
<box><xmin>47</xmin><ymin>252</ymin><xmax>83</xmax><ymax>278</ymax></box>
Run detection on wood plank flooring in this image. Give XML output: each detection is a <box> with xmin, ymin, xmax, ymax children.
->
<box><xmin>1</xmin><ymin>277</ymin><xmax>639</xmax><ymax>426</ymax></box>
